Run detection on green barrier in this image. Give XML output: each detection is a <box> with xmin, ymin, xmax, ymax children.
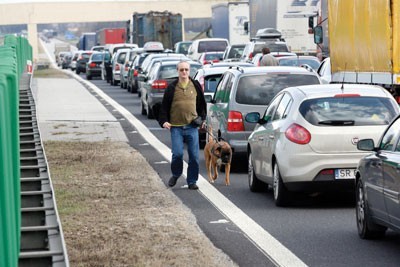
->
<box><xmin>0</xmin><ymin>34</ymin><xmax>31</xmax><ymax>267</ymax></box>
<box><xmin>0</xmin><ymin>65</ymin><xmax>20</xmax><ymax>267</ymax></box>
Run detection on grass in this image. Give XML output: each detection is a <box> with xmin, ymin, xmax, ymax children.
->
<box><xmin>44</xmin><ymin>141</ymin><xmax>237</xmax><ymax>267</ymax></box>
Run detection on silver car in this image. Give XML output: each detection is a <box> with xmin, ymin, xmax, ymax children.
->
<box><xmin>246</xmin><ymin>84</ymin><xmax>400</xmax><ymax>206</ymax></box>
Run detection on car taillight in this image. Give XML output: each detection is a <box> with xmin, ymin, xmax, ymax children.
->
<box><xmin>249</xmin><ymin>52</ymin><xmax>253</xmax><ymax>60</ymax></box>
<box><xmin>227</xmin><ymin>111</ymin><xmax>244</xmax><ymax>131</ymax></box>
<box><xmin>133</xmin><ymin>69</ymin><xmax>138</xmax><ymax>77</ymax></box>
<box><xmin>152</xmin><ymin>80</ymin><xmax>168</xmax><ymax>90</ymax></box>
<box><xmin>89</xmin><ymin>62</ymin><xmax>96</xmax><ymax>68</ymax></box>
<box><xmin>285</xmin><ymin>123</ymin><xmax>311</xmax><ymax>145</ymax></box>
<box><xmin>115</xmin><ymin>64</ymin><xmax>120</xmax><ymax>71</ymax></box>
<box><xmin>203</xmin><ymin>60</ymin><xmax>210</xmax><ymax>65</ymax></box>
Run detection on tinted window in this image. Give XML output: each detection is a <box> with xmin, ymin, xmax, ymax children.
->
<box><xmin>268</xmin><ymin>43</ymin><xmax>289</xmax><ymax>52</ymax></box>
<box><xmin>204</xmin><ymin>74</ymin><xmax>223</xmax><ymax>93</ymax></box>
<box><xmin>205</xmin><ymin>53</ymin><xmax>223</xmax><ymax>60</ymax></box>
<box><xmin>91</xmin><ymin>53</ymin><xmax>103</xmax><ymax>61</ymax></box>
<box><xmin>235</xmin><ymin>74</ymin><xmax>320</xmax><ymax>105</ymax></box>
<box><xmin>198</xmin><ymin>41</ymin><xmax>228</xmax><ymax>53</ymax></box>
<box><xmin>279</xmin><ymin>58</ymin><xmax>321</xmax><ymax>70</ymax></box>
<box><xmin>300</xmin><ymin>97</ymin><xmax>398</xmax><ymax>126</ymax></box>
<box><xmin>381</xmin><ymin>117</ymin><xmax>400</xmax><ymax>151</ymax></box>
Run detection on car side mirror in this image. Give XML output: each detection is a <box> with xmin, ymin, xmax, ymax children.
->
<box><xmin>314</xmin><ymin>26</ymin><xmax>323</xmax><ymax>44</ymax></box>
<box><xmin>357</xmin><ymin>139</ymin><xmax>376</xmax><ymax>151</ymax></box>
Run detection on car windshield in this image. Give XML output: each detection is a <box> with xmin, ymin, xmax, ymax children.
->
<box><xmin>299</xmin><ymin>96</ymin><xmax>398</xmax><ymax>126</ymax></box>
<box><xmin>235</xmin><ymin>74</ymin><xmax>320</xmax><ymax>105</ymax></box>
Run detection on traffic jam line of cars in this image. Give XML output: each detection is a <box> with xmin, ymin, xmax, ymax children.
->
<box><xmin>58</xmin><ymin>36</ymin><xmax>400</xmax><ymax>239</ymax></box>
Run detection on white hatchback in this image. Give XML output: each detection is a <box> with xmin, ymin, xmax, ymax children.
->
<box><xmin>246</xmin><ymin>84</ymin><xmax>400</xmax><ymax>206</ymax></box>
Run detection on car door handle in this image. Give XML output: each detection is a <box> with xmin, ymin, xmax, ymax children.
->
<box><xmin>269</xmin><ymin>135</ymin><xmax>274</xmax><ymax>139</ymax></box>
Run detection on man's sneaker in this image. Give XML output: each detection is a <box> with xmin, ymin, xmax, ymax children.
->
<box><xmin>168</xmin><ymin>176</ymin><xmax>179</xmax><ymax>187</ymax></box>
<box><xmin>188</xmin><ymin>184</ymin><xmax>199</xmax><ymax>190</ymax></box>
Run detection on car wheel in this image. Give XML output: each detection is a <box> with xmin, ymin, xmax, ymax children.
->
<box><xmin>248</xmin><ymin>151</ymin><xmax>268</xmax><ymax>192</ymax></box>
<box><xmin>356</xmin><ymin>179</ymin><xmax>387</xmax><ymax>239</ymax></box>
<box><xmin>273</xmin><ymin>162</ymin><xmax>291</xmax><ymax>207</ymax></box>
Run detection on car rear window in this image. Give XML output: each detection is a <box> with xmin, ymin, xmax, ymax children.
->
<box><xmin>91</xmin><ymin>53</ymin><xmax>103</xmax><ymax>61</ymax></box>
<box><xmin>235</xmin><ymin>74</ymin><xmax>320</xmax><ymax>105</ymax></box>
<box><xmin>198</xmin><ymin>41</ymin><xmax>228</xmax><ymax>53</ymax></box>
<box><xmin>205</xmin><ymin>53</ymin><xmax>223</xmax><ymax>60</ymax></box>
<box><xmin>299</xmin><ymin>97</ymin><xmax>398</xmax><ymax>126</ymax></box>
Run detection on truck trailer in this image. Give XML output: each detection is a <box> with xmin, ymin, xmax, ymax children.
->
<box><xmin>248</xmin><ymin>0</ymin><xmax>318</xmax><ymax>55</ymax></box>
<box><xmin>78</xmin><ymin>32</ymin><xmax>96</xmax><ymax>50</ymax></box>
<box><xmin>128</xmin><ymin>11</ymin><xmax>182</xmax><ymax>49</ymax></box>
<box><xmin>211</xmin><ymin>1</ymin><xmax>249</xmax><ymax>45</ymax></box>
<box><xmin>97</xmin><ymin>28</ymin><xmax>126</xmax><ymax>45</ymax></box>
<box><xmin>315</xmin><ymin>0</ymin><xmax>400</xmax><ymax>100</ymax></box>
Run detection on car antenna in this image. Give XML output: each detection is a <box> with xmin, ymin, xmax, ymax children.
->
<box><xmin>340</xmin><ymin>62</ymin><xmax>347</xmax><ymax>91</ymax></box>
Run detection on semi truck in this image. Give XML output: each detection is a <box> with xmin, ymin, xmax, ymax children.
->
<box><xmin>96</xmin><ymin>28</ymin><xmax>126</xmax><ymax>45</ymax></box>
<box><xmin>127</xmin><ymin>11</ymin><xmax>182</xmax><ymax>50</ymax></box>
<box><xmin>77</xmin><ymin>32</ymin><xmax>96</xmax><ymax>50</ymax></box>
<box><xmin>314</xmin><ymin>0</ymin><xmax>400</xmax><ymax>101</ymax></box>
<box><xmin>211</xmin><ymin>1</ymin><xmax>249</xmax><ymax>45</ymax></box>
<box><xmin>248</xmin><ymin>0</ymin><xmax>318</xmax><ymax>55</ymax></box>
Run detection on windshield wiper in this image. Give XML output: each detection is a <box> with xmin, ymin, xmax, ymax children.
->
<box><xmin>318</xmin><ymin>120</ymin><xmax>355</xmax><ymax>126</ymax></box>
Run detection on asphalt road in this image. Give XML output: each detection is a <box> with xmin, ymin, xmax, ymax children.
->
<box><xmin>83</xmin><ymin>76</ymin><xmax>400</xmax><ymax>267</ymax></box>
<box><xmin>44</xmin><ymin>38</ymin><xmax>400</xmax><ymax>266</ymax></box>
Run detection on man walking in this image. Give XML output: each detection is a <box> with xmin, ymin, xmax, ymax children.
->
<box><xmin>260</xmin><ymin>47</ymin><xmax>278</xmax><ymax>66</ymax></box>
<box><xmin>158</xmin><ymin>61</ymin><xmax>207</xmax><ymax>190</ymax></box>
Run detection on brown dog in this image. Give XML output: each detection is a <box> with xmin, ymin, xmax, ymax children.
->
<box><xmin>204</xmin><ymin>131</ymin><xmax>233</xmax><ymax>186</ymax></box>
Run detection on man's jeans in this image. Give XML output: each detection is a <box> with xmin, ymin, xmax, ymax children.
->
<box><xmin>170</xmin><ymin>125</ymin><xmax>199</xmax><ymax>185</ymax></box>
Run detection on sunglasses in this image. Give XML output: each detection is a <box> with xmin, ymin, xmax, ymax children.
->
<box><xmin>179</xmin><ymin>68</ymin><xmax>189</xmax><ymax>72</ymax></box>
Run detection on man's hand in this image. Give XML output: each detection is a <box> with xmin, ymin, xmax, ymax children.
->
<box><xmin>163</xmin><ymin>122</ymin><xmax>171</xmax><ymax>130</ymax></box>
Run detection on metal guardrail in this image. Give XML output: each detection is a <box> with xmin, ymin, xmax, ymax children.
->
<box><xmin>18</xmin><ymin>72</ymin><xmax>69</xmax><ymax>267</ymax></box>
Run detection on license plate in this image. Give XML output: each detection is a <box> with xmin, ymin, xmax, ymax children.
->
<box><xmin>335</xmin><ymin>169</ymin><xmax>356</xmax><ymax>179</ymax></box>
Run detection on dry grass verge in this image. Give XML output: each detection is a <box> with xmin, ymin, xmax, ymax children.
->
<box><xmin>44</xmin><ymin>141</ymin><xmax>237</xmax><ymax>267</ymax></box>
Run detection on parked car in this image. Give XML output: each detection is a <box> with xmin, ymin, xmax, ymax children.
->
<box><xmin>246</xmin><ymin>84</ymin><xmax>400</xmax><ymax>206</ymax></box>
<box><xmin>120</xmin><ymin>48</ymin><xmax>143</xmax><ymax>89</ymax></box>
<box><xmin>61</xmin><ymin>52</ymin><xmax>72</xmax><ymax>69</ymax></box>
<box><xmin>127</xmin><ymin>53</ymin><xmax>150</xmax><ymax>94</ymax></box>
<box><xmin>140</xmin><ymin>60</ymin><xmax>202</xmax><ymax>119</ymax></box>
<box><xmin>198</xmin><ymin>52</ymin><xmax>224</xmax><ymax>65</ymax></box>
<box><xmin>70</xmin><ymin>51</ymin><xmax>81</xmax><ymax>71</ymax></box>
<box><xmin>85</xmin><ymin>51</ymin><xmax>104</xmax><ymax>80</ymax></box>
<box><xmin>187</xmin><ymin>38</ymin><xmax>229</xmax><ymax>61</ymax></box>
<box><xmin>137</xmin><ymin>53</ymin><xmax>189</xmax><ymax>96</ymax></box>
<box><xmin>193</xmin><ymin>64</ymin><xmax>255</xmax><ymax>148</ymax></box>
<box><xmin>75</xmin><ymin>50</ymin><xmax>93</xmax><ymax>74</ymax></box>
<box><xmin>355</xmin><ymin>114</ymin><xmax>400</xmax><ymax>239</ymax></box>
<box><xmin>111</xmin><ymin>48</ymin><xmax>130</xmax><ymax>85</ymax></box>
<box><xmin>276</xmin><ymin>55</ymin><xmax>321</xmax><ymax>71</ymax></box>
<box><xmin>317</xmin><ymin>57</ymin><xmax>331</xmax><ymax>84</ymax></box>
<box><xmin>207</xmin><ymin>66</ymin><xmax>322</xmax><ymax>161</ymax></box>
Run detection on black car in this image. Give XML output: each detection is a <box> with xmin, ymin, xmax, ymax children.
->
<box><xmin>356</xmin><ymin>115</ymin><xmax>400</xmax><ymax>239</ymax></box>
<box><xmin>75</xmin><ymin>51</ymin><xmax>93</xmax><ymax>74</ymax></box>
<box><xmin>86</xmin><ymin>52</ymin><xmax>104</xmax><ymax>80</ymax></box>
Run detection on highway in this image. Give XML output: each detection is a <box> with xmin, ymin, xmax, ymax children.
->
<box><xmin>43</xmin><ymin>40</ymin><xmax>400</xmax><ymax>266</ymax></box>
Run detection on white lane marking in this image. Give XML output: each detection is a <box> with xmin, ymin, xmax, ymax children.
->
<box><xmin>210</xmin><ymin>219</ymin><xmax>230</xmax><ymax>224</ymax></box>
<box><xmin>73</xmin><ymin>74</ymin><xmax>308</xmax><ymax>267</ymax></box>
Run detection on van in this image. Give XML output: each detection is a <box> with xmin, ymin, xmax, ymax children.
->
<box><xmin>187</xmin><ymin>38</ymin><xmax>229</xmax><ymax>61</ymax></box>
